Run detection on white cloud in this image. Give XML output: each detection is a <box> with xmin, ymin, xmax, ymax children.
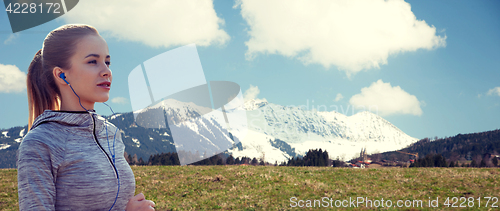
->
<box><xmin>0</xmin><ymin>64</ymin><xmax>26</xmax><ymax>93</ymax></box>
<box><xmin>111</xmin><ymin>97</ymin><xmax>128</xmax><ymax>104</ymax></box>
<box><xmin>487</xmin><ymin>87</ymin><xmax>500</xmax><ymax>97</ymax></box>
<box><xmin>236</xmin><ymin>0</ymin><xmax>446</xmax><ymax>77</ymax></box>
<box><xmin>4</xmin><ymin>34</ymin><xmax>19</xmax><ymax>45</ymax></box>
<box><xmin>243</xmin><ymin>85</ymin><xmax>266</xmax><ymax>102</ymax></box>
<box><xmin>334</xmin><ymin>93</ymin><xmax>343</xmax><ymax>102</ymax></box>
<box><xmin>349</xmin><ymin>79</ymin><xmax>422</xmax><ymax>116</ymax></box>
<box><xmin>63</xmin><ymin>0</ymin><xmax>230</xmax><ymax>48</ymax></box>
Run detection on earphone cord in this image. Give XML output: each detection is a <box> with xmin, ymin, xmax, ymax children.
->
<box><xmin>103</xmin><ymin>102</ymin><xmax>118</xmax><ymax>164</ymax></box>
<box><xmin>67</xmin><ymin>82</ymin><xmax>120</xmax><ymax>210</ymax></box>
<box><xmin>68</xmin><ymin>84</ymin><xmax>89</xmax><ymax>112</ymax></box>
<box><xmin>103</xmin><ymin>102</ymin><xmax>120</xmax><ymax>211</ymax></box>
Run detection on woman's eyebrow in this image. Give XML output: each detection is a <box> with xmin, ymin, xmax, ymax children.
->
<box><xmin>84</xmin><ymin>54</ymin><xmax>111</xmax><ymax>59</ymax></box>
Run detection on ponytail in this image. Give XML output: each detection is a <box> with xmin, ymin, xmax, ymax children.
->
<box><xmin>26</xmin><ymin>24</ymin><xmax>98</xmax><ymax>130</ymax></box>
<box><xmin>26</xmin><ymin>50</ymin><xmax>60</xmax><ymax>130</ymax></box>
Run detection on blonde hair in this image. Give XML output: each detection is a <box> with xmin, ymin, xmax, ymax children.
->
<box><xmin>27</xmin><ymin>24</ymin><xmax>99</xmax><ymax>130</ymax></box>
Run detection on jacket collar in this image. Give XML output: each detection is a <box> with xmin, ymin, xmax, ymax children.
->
<box><xmin>31</xmin><ymin>110</ymin><xmax>98</xmax><ymax>131</ymax></box>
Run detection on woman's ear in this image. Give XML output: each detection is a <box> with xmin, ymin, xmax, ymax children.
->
<box><xmin>53</xmin><ymin>67</ymin><xmax>68</xmax><ymax>85</ymax></box>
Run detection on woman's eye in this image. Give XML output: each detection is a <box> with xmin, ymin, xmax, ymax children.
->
<box><xmin>106</xmin><ymin>61</ymin><xmax>111</xmax><ymax>66</ymax></box>
<box><xmin>88</xmin><ymin>60</ymin><xmax>97</xmax><ymax>64</ymax></box>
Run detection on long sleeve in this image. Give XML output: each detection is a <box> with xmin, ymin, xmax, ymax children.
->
<box><xmin>17</xmin><ymin>135</ymin><xmax>63</xmax><ymax>210</ymax></box>
<box><xmin>17</xmin><ymin>111</ymin><xmax>135</xmax><ymax>210</ymax></box>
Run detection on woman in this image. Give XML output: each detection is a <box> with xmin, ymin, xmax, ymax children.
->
<box><xmin>17</xmin><ymin>24</ymin><xmax>155</xmax><ymax>210</ymax></box>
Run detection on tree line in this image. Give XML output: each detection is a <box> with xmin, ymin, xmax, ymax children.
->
<box><xmin>410</xmin><ymin>153</ymin><xmax>499</xmax><ymax>168</ymax></box>
<box><xmin>280</xmin><ymin>149</ymin><xmax>338</xmax><ymax>166</ymax></box>
<box><xmin>124</xmin><ymin>151</ymin><xmax>274</xmax><ymax>166</ymax></box>
<box><xmin>124</xmin><ymin>148</ymin><xmax>343</xmax><ymax>167</ymax></box>
<box><xmin>125</xmin><ymin>149</ymin><xmax>500</xmax><ymax>168</ymax></box>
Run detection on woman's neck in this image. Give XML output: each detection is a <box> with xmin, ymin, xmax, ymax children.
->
<box><xmin>60</xmin><ymin>99</ymin><xmax>94</xmax><ymax>112</ymax></box>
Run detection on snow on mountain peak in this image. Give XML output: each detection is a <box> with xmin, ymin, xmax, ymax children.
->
<box><xmin>244</xmin><ymin>98</ymin><xmax>268</xmax><ymax>110</ymax></box>
<box><xmin>130</xmin><ymin>97</ymin><xmax>418</xmax><ymax>164</ymax></box>
<box><xmin>318</xmin><ymin>110</ymin><xmax>414</xmax><ymax>144</ymax></box>
<box><xmin>234</xmin><ymin>102</ymin><xmax>418</xmax><ymax>162</ymax></box>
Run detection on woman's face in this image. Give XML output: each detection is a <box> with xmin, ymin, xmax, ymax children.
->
<box><xmin>65</xmin><ymin>34</ymin><xmax>112</xmax><ymax>106</ymax></box>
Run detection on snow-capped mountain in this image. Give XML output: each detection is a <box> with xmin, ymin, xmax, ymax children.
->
<box><xmin>229</xmin><ymin>99</ymin><xmax>418</xmax><ymax>163</ymax></box>
<box><xmin>319</xmin><ymin>110</ymin><xmax>415</xmax><ymax>145</ymax></box>
<box><xmin>0</xmin><ymin>98</ymin><xmax>418</xmax><ymax>167</ymax></box>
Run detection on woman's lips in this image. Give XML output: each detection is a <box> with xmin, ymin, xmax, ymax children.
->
<box><xmin>97</xmin><ymin>81</ymin><xmax>111</xmax><ymax>90</ymax></box>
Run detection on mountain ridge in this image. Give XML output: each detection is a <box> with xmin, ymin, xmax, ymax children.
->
<box><xmin>1</xmin><ymin>98</ymin><xmax>419</xmax><ymax>167</ymax></box>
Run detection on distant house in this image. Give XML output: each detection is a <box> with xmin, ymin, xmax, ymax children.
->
<box><xmin>353</xmin><ymin>161</ymin><xmax>367</xmax><ymax>168</ymax></box>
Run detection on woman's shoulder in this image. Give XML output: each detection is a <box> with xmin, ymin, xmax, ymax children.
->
<box><xmin>21</xmin><ymin>123</ymin><xmax>69</xmax><ymax>149</ymax></box>
<box><xmin>18</xmin><ymin>123</ymin><xmax>69</xmax><ymax>167</ymax></box>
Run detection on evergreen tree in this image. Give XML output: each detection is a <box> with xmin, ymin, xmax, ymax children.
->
<box><xmin>331</xmin><ymin>159</ymin><xmax>344</xmax><ymax>167</ymax></box>
<box><xmin>480</xmin><ymin>158</ymin><xmax>487</xmax><ymax>168</ymax></box>
<box><xmin>226</xmin><ymin>155</ymin><xmax>235</xmax><ymax>165</ymax></box>
<box><xmin>241</xmin><ymin>157</ymin><xmax>250</xmax><ymax>165</ymax></box>
<box><xmin>251</xmin><ymin>157</ymin><xmax>258</xmax><ymax>166</ymax></box>
<box><xmin>128</xmin><ymin>154</ymin><xmax>133</xmax><ymax>165</ymax></box>
<box><xmin>216</xmin><ymin>157</ymin><xmax>224</xmax><ymax>165</ymax></box>
<box><xmin>421</xmin><ymin>159</ymin><xmax>428</xmax><ymax>167</ymax></box>
<box><xmin>470</xmin><ymin>160</ymin><xmax>477</xmax><ymax>167</ymax></box>
<box><xmin>285</xmin><ymin>149</ymin><xmax>330</xmax><ymax>166</ymax></box>
<box><xmin>138</xmin><ymin>157</ymin><xmax>145</xmax><ymax>165</ymax></box>
<box><xmin>132</xmin><ymin>154</ymin><xmax>138</xmax><ymax>165</ymax></box>
<box><xmin>147</xmin><ymin>152</ymin><xmax>180</xmax><ymax>165</ymax></box>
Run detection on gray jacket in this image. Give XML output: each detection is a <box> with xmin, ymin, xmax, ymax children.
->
<box><xmin>17</xmin><ymin>110</ymin><xmax>135</xmax><ymax>210</ymax></box>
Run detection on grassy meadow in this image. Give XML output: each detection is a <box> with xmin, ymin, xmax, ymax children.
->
<box><xmin>1</xmin><ymin>166</ymin><xmax>500</xmax><ymax>210</ymax></box>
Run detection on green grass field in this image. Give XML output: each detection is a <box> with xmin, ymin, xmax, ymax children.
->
<box><xmin>1</xmin><ymin>166</ymin><xmax>499</xmax><ymax>210</ymax></box>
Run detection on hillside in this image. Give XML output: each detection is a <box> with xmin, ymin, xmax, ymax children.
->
<box><xmin>379</xmin><ymin>129</ymin><xmax>500</xmax><ymax>162</ymax></box>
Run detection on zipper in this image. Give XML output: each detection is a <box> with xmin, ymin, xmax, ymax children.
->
<box><xmin>91</xmin><ymin>114</ymin><xmax>119</xmax><ymax>179</ymax></box>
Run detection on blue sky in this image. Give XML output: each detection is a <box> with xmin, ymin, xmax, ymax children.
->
<box><xmin>0</xmin><ymin>0</ymin><xmax>499</xmax><ymax>140</ymax></box>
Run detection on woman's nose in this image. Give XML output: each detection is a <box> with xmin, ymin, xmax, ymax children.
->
<box><xmin>101</xmin><ymin>65</ymin><xmax>112</xmax><ymax>78</ymax></box>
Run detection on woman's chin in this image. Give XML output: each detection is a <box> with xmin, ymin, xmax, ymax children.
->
<box><xmin>94</xmin><ymin>96</ymin><xmax>110</xmax><ymax>103</ymax></box>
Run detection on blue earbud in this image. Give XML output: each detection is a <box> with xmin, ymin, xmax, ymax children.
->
<box><xmin>60</xmin><ymin>73</ymin><xmax>69</xmax><ymax>85</ymax></box>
